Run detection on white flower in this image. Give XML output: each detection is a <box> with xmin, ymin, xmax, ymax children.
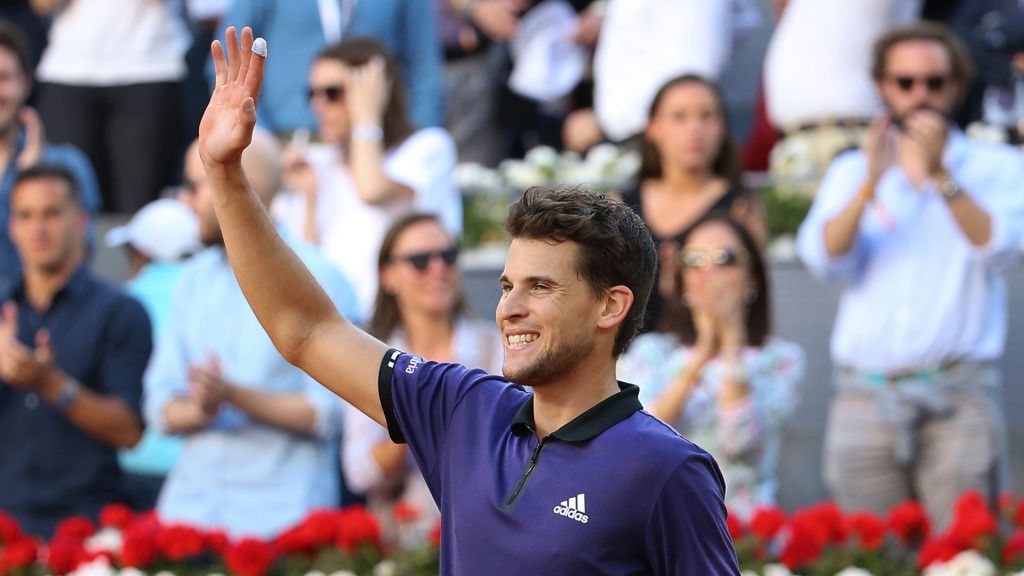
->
<box><xmin>500</xmin><ymin>159</ymin><xmax>548</xmax><ymax>189</ymax></box>
<box><xmin>524</xmin><ymin>146</ymin><xmax>560</xmax><ymax>170</ymax></box>
<box><xmin>327</xmin><ymin>571</ymin><xmax>358</xmax><ymax>576</ymax></box>
<box><xmin>302</xmin><ymin>571</ymin><xmax>328</xmax><ymax>576</ymax></box>
<box><xmin>585</xmin><ymin>143</ymin><xmax>621</xmax><ymax>167</ymax></box>
<box><xmin>834</xmin><ymin>567</ymin><xmax>874</xmax><ymax>576</ymax></box>
<box><xmin>922</xmin><ymin>550</ymin><xmax>996</xmax><ymax>576</ymax></box>
<box><xmin>68</xmin><ymin>558</ymin><xmax>116</xmax><ymax>576</ymax></box>
<box><xmin>117</xmin><ymin>568</ymin><xmax>146</xmax><ymax>576</ymax></box>
<box><xmin>454</xmin><ymin>163</ymin><xmax>501</xmax><ymax>194</ymax></box>
<box><xmin>373</xmin><ymin>560</ymin><xmax>397</xmax><ymax>576</ymax></box>
<box><xmin>762</xmin><ymin>563</ymin><xmax>795</xmax><ymax>576</ymax></box>
<box><xmin>85</xmin><ymin>528</ymin><xmax>123</xmax><ymax>555</ymax></box>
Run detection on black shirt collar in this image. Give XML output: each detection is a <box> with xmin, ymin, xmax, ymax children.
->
<box><xmin>9</xmin><ymin>265</ymin><xmax>92</xmax><ymax>306</ymax></box>
<box><xmin>511</xmin><ymin>382</ymin><xmax>642</xmax><ymax>442</ymax></box>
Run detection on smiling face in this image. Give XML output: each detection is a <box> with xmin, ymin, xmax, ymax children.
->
<box><xmin>381</xmin><ymin>219</ymin><xmax>460</xmax><ymax>318</ymax></box>
<box><xmin>679</xmin><ymin>220</ymin><xmax>752</xmax><ymax>310</ymax></box>
<box><xmin>496</xmin><ymin>238</ymin><xmax>604</xmax><ymax>387</ymax></box>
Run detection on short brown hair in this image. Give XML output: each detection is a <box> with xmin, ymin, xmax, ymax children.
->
<box><xmin>315</xmin><ymin>38</ymin><xmax>414</xmax><ymax>149</ymax></box>
<box><xmin>505</xmin><ymin>187</ymin><xmax>657</xmax><ymax>356</ymax></box>
<box><xmin>871</xmin><ymin>21</ymin><xmax>975</xmax><ymax>86</ymax></box>
<box><xmin>0</xmin><ymin>19</ymin><xmax>31</xmax><ymax>76</ymax></box>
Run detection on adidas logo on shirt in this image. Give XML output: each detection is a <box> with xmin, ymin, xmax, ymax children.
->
<box><xmin>553</xmin><ymin>493</ymin><xmax>589</xmax><ymax>524</ymax></box>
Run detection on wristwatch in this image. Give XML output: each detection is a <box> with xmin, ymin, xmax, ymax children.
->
<box><xmin>934</xmin><ymin>172</ymin><xmax>964</xmax><ymax>201</ymax></box>
<box><xmin>53</xmin><ymin>377</ymin><xmax>80</xmax><ymax>412</ymax></box>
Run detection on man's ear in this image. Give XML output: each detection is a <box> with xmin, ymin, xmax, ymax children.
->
<box><xmin>596</xmin><ymin>285</ymin><xmax>633</xmax><ymax>331</ymax></box>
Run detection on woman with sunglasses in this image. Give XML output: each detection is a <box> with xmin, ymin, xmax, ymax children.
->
<box><xmin>273</xmin><ymin>39</ymin><xmax>461</xmax><ymax>316</ymax></box>
<box><xmin>623</xmin><ymin>74</ymin><xmax>767</xmax><ymax>334</ymax></box>
<box><xmin>341</xmin><ymin>212</ymin><xmax>502</xmax><ymax>548</ymax></box>
<box><xmin>617</xmin><ymin>213</ymin><xmax>803</xmax><ymax>517</ymax></box>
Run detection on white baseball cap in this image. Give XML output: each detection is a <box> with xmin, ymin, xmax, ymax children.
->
<box><xmin>105</xmin><ymin>199</ymin><xmax>201</xmax><ymax>262</ymax></box>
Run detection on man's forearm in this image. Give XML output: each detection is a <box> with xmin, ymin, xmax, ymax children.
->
<box><xmin>207</xmin><ymin>163</ymin><xmax>343</xmax><ymax>363</ymax></box>
<box><xmin>945</xmin><ymin>193</ymin><xmax>992</xmax><ymax>247</ymax></box>
<box><xmin>823</xmin><ymin>182</ymin><xmax>873</xmax><ymax>258</ymax></box>
<box><xmin>40</xmin><ymin>372</ymin><xmax>143</xmax><ymax>448</ymax></box>
<box><xmin>227</xmin><ymin>386</ymin><xmax>317</xmax><ymax>436</ymax></box>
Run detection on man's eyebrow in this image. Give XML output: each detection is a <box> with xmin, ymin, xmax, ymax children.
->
<box><xmin>497</xmin><ymin>275</ymin><xmax>562</xmax><ymax>286</ymax></box>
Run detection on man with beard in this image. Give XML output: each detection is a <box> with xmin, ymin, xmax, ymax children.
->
<box><xmin>143</xmin><ymin>131</ymin><xmax>358</xmax><ymax>539</ymax></box>
<box><xmin>0</xmin><ymin>21</ymin><xmax>99</xmax><ymax>295</ymax></box>
<box><xmin>0</xmin><ymin>164</ymin><xmax>149</xmax><ymax>537</ymax></box>
<box><xmin>797</xmin><ymin>22</ymin><xmax>1024</xmax><ymax>529</ymax></box>
<box><xmin>194</xmin><ymin>27</ymin><xmax>739</xmax><ymax>575</ymax></box>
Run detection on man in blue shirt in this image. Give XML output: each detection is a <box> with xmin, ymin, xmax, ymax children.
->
<box><xmin>0</xmin><ymin>22</ymin><xmax>101</xmax><ymax>296</ymax></box>
<box><xmin>193</xmin><ymin>28</ymin><xmax>740</xmax><ymax>574</ymax></box>
<box><xmin>144</xmin><ymin>131</ymin><xmax>361</xmax><ymax>539</ymax></box>
<box><xmin>219</xmin><ymin>0</ymin><xmax>443</xmax><ymax>133</ymax></box>
<box><xmin>0</xmin><ymin>164</ymin><xmax>150</xmax><ymax>538</ymax></box>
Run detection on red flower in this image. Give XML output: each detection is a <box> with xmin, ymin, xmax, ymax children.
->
<box><xmin>947</xmin><ymin>491</ymin><xmax>998</xmax><ymax>549</ymax></box>
<box><xmin>156</xmin><ymin>524</ymin><xmax>205</xmax><ymax>561</ymax></box>
<box><xmin>335</xmin><ymin>506</ymin><xmax>382</xmax><ymax>554</ymax></box>
<box><xmin>99</xmin><ymin>504</ymin><xmax>135</xmax><ymax>531</ymax></box>
<box><xmin>275</xmin><ymin>509</ymin><xmax>338</xmax><ymax>555</ymax></box>
<box><xmin>120</xmin><ymin>522</ymin><xmax>158</xmax><ymax>569</ymax></box>
<box><xmin>44</xmin><ymin>536</ymin><xmax>87</xmax><ymax>575</ymax></box>
<box><xmin>53</xmin><ymin>516</ymin><xmax>96</xmax><ymax>543</ymax></box>
<box><xmin>779</xmin><ymin>515</ymin><xmax>827</xmax><ymax>570</ymax></box>
<box><xmin>0</xmin><ymin>537</ymin><xmax>39</xmax><ymax>574</ymax></box>
<box><xmin>726</xmin><ymin>513</ymin><xmax>744</xmax><ymax>541</ymax></box>
<box><xmin>806</xmin><ymin>501</ymin><xmax>846</xmax><ymax>544</ymax></box>
<box><xmin>918</xmin><ymin>535</ymin><xmax>961</xmax><ymax>568</ymax></box>
<box><xmin>843</xmin><ymin>511</ymin><xmax>887</xmax><ymax>551</ymax></box>
<box><xmin>749</xmin><ymin>506</ymin><xmax>788</xmax><ymax>541</ymax></box>
<box><xmin>205</xmin><ymin>530</ymin><xmax>231</xmax><ymax>555</ymax></box>
<box><xmin>429</xmin><ymin>520</ymin><xmax>441</xmax><ymax>549</ymax></box>
<box><xmin>393</xmin><ymin>501</ymin><xmax>423</xmax><ymax>524</ymax></box>
<box><xmin>887</xmin><ymin>500</ymin><xmax>931</xmax><ymax>547</ymax></box>
<box><xmin>1003</xmin><ymin>529</ymin><xmax>1024</xmax><ymax>565</ymax></box>
<box><xmin>225</xmin><ymin>538</ymin><xmax>277</xmax><ymax>576</ymax></box>
<box><xmin>0</xmin><ymin>512</ymin><xmax>21</xmax><ymax>544</ymax></box>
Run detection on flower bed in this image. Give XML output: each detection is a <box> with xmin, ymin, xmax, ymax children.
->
<box><xmin>4</xmin><ymin>492</ymin><xmax>1024</xmax><ymax>576</ymax></box>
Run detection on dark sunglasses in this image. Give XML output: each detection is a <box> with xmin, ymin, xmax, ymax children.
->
<box><xmin>677</xmin><ymin>247</ymin><xmax>749</xmax><ymax>270</ymax></box>
<box><xmin>389</xmin><ymin>247</ymin><xmax>459</xmax><ymax>272</ymax></box>
<box><xmin>307</xmin><ymin>85</ymin><xmax>345</xmax><ymax>103</ymax></box>
<box><xmin>889</xmin><ymin>75</ymin><xmax>949</xmax><ymax>93</ymax></box>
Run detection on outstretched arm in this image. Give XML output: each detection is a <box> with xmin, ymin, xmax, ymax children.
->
<box><xmin>198</xmin><ymin>27</ymin><xmax>388</xmax><ymax>425</ymax></box>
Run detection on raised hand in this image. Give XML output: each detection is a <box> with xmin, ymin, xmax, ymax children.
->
<box><xmin>900</xmin><ymin>109</ymin><xmax>948</xmax><ymax>186</ymax></box>
<box><xmin>861</xmin><ymin>115</ymin><xmax>897</xmax><ymax>191</ymax></box>
<box><xmin>199</xmin><ymin>26</ymin><xmax>267</xmax><ymax>168</ymax></box>
<box><xmin>16</xmin><ymin>107</ymin><xmax>44</xmax><ymax>170</ymax></box>
<box><xmin>347</xmin><ymin>56</ymin><xmax>389</xmax><ymax>128</ymax></box>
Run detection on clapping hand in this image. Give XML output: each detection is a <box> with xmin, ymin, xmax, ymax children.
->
<box><xmin>862</xmin><ymin>115</ymin><xmax>897</xmax><ymax>192</ymax></box>
<box><xmin>199</xmin><ymin>26</ymin><xmax>266</xmax><ymax>170</ymax></box>
<box><xmin>0</xmin><ymin>302</ymin><xmax>56</xmax><ymax>391</ymax></box>
<box><xmin>188</xmin><ymin>354</ymin><xmax>232</xmax><ymax>417</ymax></box>
<box><xmin>899</xmin><ymin>109</ymin><xmax>948</xmax><ymax>188</ymax></box>
<box><xmin>15</xmin><ymin>107</ymin><xmax>44</xmax><ymax>170</ymax></box>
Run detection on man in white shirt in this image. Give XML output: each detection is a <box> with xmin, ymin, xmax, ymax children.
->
<box><xmin>797</xmin><ymin>22</ymin><xmax>1024</xmax><ymax>530</ymax></box>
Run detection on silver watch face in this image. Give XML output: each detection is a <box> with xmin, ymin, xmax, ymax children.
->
<box><xmin>940</xmin><ymin>178</ymin><xmax>961</xmax><ymax>198</ymax></box>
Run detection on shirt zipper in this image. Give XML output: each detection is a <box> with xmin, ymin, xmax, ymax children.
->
<box><xmin>504</xmin><ymin>437</ymin><xmax>546</xmax><ymax>508</ymax></box>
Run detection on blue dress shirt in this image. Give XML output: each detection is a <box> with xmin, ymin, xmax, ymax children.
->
<box><xmin>144</xmin><ymin>235</ymin><xmax>361</xmax><ymax>538</ymax></box>
<box><xmin>797</xmin><ymin>130</ymin><xmax>1024</xmax><ymax>373</ymax></box>
<box><xmin>220</xmin><ymin>0</ymin><xmax>444</xmax><ymax>133</ymax></box>
<box><xmin>0</xmin><ymin>266</ymin><xmax>151</xmax><ymax>538</ymax></box>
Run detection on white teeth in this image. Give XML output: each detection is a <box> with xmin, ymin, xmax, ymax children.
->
<box><xmin>507</xmin><ymin>333</ymin><xmax>538</xmax><ymax>346</ymax></box>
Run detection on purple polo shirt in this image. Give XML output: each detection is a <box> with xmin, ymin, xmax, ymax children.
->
<box><xmin>378</xmin><ymin>349</ymin><xmax>740</xmax><ymax>575</ymax></box>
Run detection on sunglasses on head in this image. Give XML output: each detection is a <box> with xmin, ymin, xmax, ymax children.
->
<box><xmin>889</xmin><ymin>74</ymin><xmax>949</xmax><ymax>93</ymax></box>
<box><xmin>307</xmin><ymin>85</ymin><xmax>345</xmax><ymax>103</ymax></box>
<box><xmin>389</xmin><ymin>247</ymin><xmax>459</xmax><ymax>272</ymax></box>
<box><xmin>677</xmin><ymin>247</ymin><xmax>749</xmax><ymax>270</ymax></box>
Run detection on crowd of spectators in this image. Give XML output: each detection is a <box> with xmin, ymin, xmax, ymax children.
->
<box><xmin>1</xmin><ymin>0</ymin><xmax>1023</xmax><ymax>550</ymax></box>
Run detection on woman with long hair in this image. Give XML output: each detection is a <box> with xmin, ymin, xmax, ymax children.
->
<box><xmin>618</xmin><ymin>213</ymin><xmax>802</xmax><ymax>517</ymax></box>
<box><xmin>341</xmin><ymin>212</ymin><xmax>502</xmax><ymax>548</ymax></box>
<box><xmin>622</xmin><ymin>74</ymin><xmax>766</xmax><ymax>333</ymax></box>
<box><xmin>274</xmin><ymin>39</ymin><xmax>462</xmax><ymax>316</ymax></box>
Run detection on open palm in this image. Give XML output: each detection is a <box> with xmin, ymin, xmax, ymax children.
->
<box><xmin>199</xmin><ymin>27</ymin><xmax>266</xmax><ymax>167</ymax></box>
